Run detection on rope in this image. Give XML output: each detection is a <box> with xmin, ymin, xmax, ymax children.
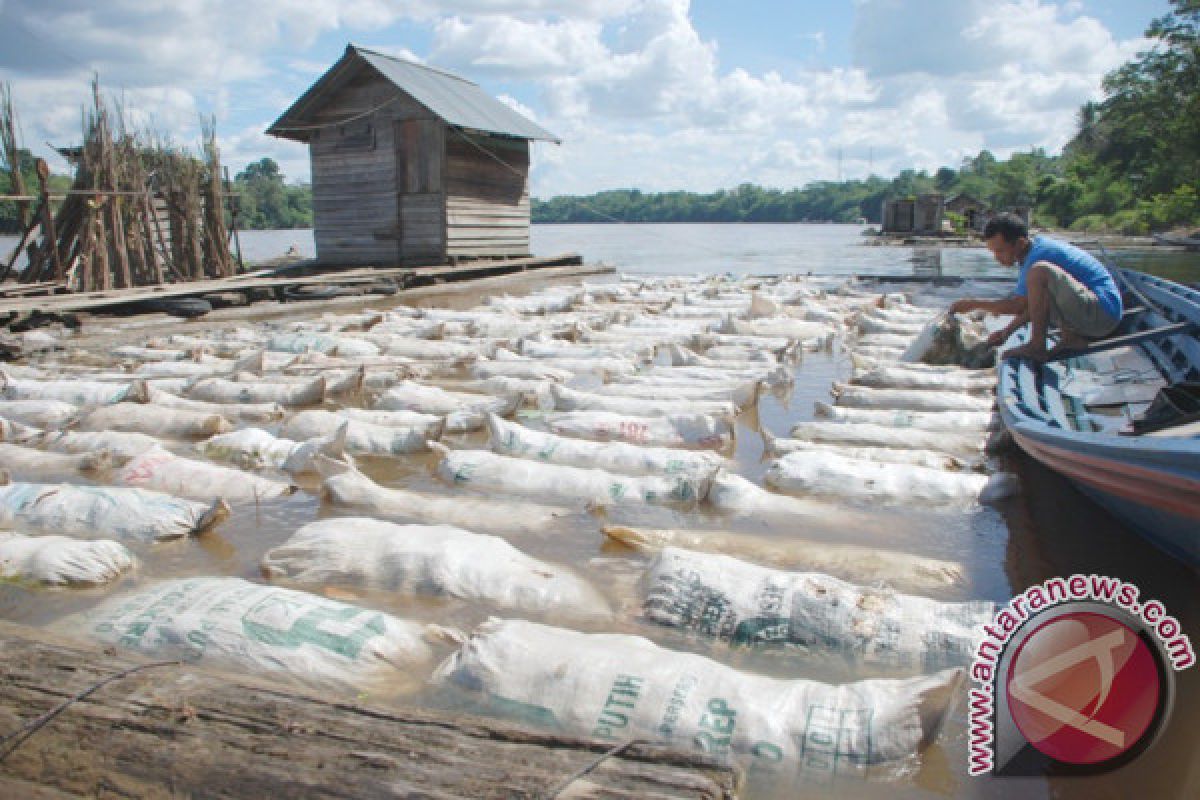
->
<box><xmin>541</xmin><ymin>738</ymin><xmax>651</xmax><ymax>799</ymax></box>
<box><xmin>0</xmin><ymin>659</ymin><xmax>182</xmax><ymax>762</ymax></box>
<box><xmin>269</xmin><ymin>93</ymin><xmax>407</xmax><ymax>133</ymax></box>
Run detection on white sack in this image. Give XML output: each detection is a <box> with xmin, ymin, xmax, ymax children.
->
<box><xmin>707</xmin><ymin>473</ymin><xmax>833</xmax><ymax>517</ymax></box>
<box><xmin>37</xmin><ymin>429</ymin><xmax>165</xmax><ymax>461</ymax></box>
<box><xmin>282</xmin><ymin>410</ymin><xmax>437</xmax><ymax>456</ymax></box>
<box><xmin>374</xmin><ymin>381</ymin><xmax>518</xmax><ymax>416</ymax></box>
<box><xmin>0</xmin><ymin>371</ymin><xmax>147</xmax><ymax>406</ymax></box>
<box><xmin>146</xmin><ymin>388</ymin><xmax>285</xmax><ymax>424</ymax></box>
<box><xmin>62</xmin><ymin>577</ymin><xmax>436</xmax><ymax>691</ymax></box>
<box><xmin>851</xmin><ymin>366</ymin><xmax>994</xmax><ymax>393</ymax></box>
<box><xmin>116</xmin><ymin>447</ymin><xmax>295</xmax><ymax>502</ymax></box>
<box><xmin>186</xmin><ymin>376</ymin><xmax>325</xmax><ymax>406</ymax></box>
<box><xmin>605</xmin><ymin>378</ymin><xmax>759</xmax><ymax>409</ymax></box>
<box><xmin>0</xmin><ymin>482</ymin><xmax>228</xmax><ymax>541</ymax></box>
<box><xmin>832</xmin><ymin>383</ymin><xmax>993</xmax><ymax>412</ymax></box>
<box><xmin>263</xmin><ymin>518</ymin><xmax>608</xmax><ymax>619</ymax></box>
<box><xmin>548</xmin><ymin>384</ymin><xmax>737</xmax><ymax>418</ymax></box>
<box><xmin>603</xmin><ymin>525</ymin><xmax>964</xmax><ymax>592</ymax></box>
<box><xmin>762</xmin><ymin>433</ymin><xmax>972</xmax><ymax>471</ymax></box>
<box><xmin>0</xmin><ymin>531</ymin><xmax>135</xmax><ymax>586</ymax></box>
<box><xmin>431</xmin><ymin>443</ymin><xmax>708</xmax><ymax>508</ymax></box>
<box><xmin>789</xmin><ymin>421</ymin><xmax>988</xmax><ymax>456</ymax></box>
<box><xmin>77</xmin><ymin>402</ymin><xmax>233</xmax><ymax>438</ymax></box>
<box><xmin>317</xmin><ymin>458</ymin><xmax>570</xmax><ymax>535</ymax></box>
<box><xmin>529</xmin><ymin>410</ymin><xmax>735</xmax><ymax>450</ymax></box>
<box><xmin>765</xmin><ymin>451</ymin><xmax>1016</xmax><ymax>506</ymax></box>
<box><xmin>0</xmin><ymin>442</ymin><xmax>113</xmax><ymax>481</ymax></box>
<box><xmin>486</xmin><ymin>414</ymin><xmax>722</xmax><ymax>478</ymax></box>
<box><xmin>435</xmin><ymin>618</ymin><xmax>963</xmax><ymax>776</ymax></box>
<box><xmin>814</xmin><ymin>401</ymin><xmax>1001</xmax><ymax>432</ymax></box>
<box><xmin>641</xmin><ymin>547</ymin><xmax>991</xmax><ymax>668</ymax></box>
<box><xmin>0</xmin><ymin>399</ymin><xmax>80</xmax><ymax>429</ymax></box>
<box><xmin>198</xmin><ymin>426</ymin><xmax>347</xmax><ymax>475</ymax></box>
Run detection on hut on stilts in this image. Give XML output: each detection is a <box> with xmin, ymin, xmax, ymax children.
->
<box><xmin>267</xmin><ymin>45</ymin><xmax>560</xmax><ymax>267</ymax></box>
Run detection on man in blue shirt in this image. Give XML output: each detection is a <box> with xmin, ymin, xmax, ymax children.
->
<box><xmin>949</xmin><ymin>213</ymin><xmax>1123</xmax><ymax>361</ymax></box>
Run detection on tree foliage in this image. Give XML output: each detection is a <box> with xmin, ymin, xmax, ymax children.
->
<box><xmin>231</xmin><ymin>157</ymin><xmax>311</xmax><ymax>230</ymax></box>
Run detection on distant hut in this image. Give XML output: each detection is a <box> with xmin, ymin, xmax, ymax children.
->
<box><xmin>268</xmin><ymin>45</ymin><xmax>560</xmax><ymax>267</ymax></box>
<box><xmin>945</xmin><ymin>193</ymin><xmax>989</xmax><ymax>232</ymax></box>
<box><xmin>882</xmin><ymin>193</ymin><xmax>945</xmax><ymax>235</ymax></box>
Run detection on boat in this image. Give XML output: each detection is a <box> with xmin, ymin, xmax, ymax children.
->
<box><xmin>1152</xmin><ymin>232</ymin><xmax>1200</xmax><ymax>251</ymax></box>
<box><xmin>996</xmin><ymin>268</ymin><xmax>1200</xmax><ymax>567</ymax></box>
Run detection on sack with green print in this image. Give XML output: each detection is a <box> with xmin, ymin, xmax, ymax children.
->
<box><xmin>434</xmin><ymin>618</ymin><xmax>963</xmax><ymax>780</ymax></box>
<box><xmin>429</xmin><ymin>442</ymin><xmax>710</xmax><ymax>509</ymax></box>
<box><xmin>62</xmin><ymin>577</ymin><xmax>448</xmax><ymax>691</ymax></box>
<box><xmin>640</xmin><ymin>547</ymin><xmax>992</xmax><ymax>669</ymax></box>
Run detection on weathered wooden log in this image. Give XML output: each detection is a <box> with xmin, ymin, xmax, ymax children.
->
<box><xmin>0</xmin><ymin>621</ymin><xmax>739</xmax><ymax>799</ymax></box>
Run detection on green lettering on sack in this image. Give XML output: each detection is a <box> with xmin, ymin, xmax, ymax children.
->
<box><xmin>241</xmin><ymin>600</ymin><xmax>386</xmax><ymax>659</ymax></box>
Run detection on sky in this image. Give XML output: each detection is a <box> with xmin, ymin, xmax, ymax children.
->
<box><xmin>0</xmin><ymin>1</ymin><xmax>1174</xmax><ymax>198</ymax></box>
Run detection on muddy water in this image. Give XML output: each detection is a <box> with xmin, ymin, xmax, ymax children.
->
<box><xmin>1</xmin><ymin>278</ymin><xmax>1196</xmax><ymax>800</ymax></box>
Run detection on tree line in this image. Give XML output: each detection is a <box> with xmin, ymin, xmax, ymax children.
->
<box><xmin>534</xmin><ymin>0</ymin><xmax>1199</xmax><ymax>234</ymax></box>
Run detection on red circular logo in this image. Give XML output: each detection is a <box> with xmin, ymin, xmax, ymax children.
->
<box><xmin>1006</xmin><ymin>612</ymin><xmax>1161</xmax><ymax>765</ymax></box>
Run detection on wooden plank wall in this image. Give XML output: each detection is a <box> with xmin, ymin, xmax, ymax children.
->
<box><xmin>445</xmin><ymin>133</ymin><xmax>531</xmax><ymax>259</ymax></box>
<box><xmin>395</xmin><ymin>118</ymin><xmax>445</xmax><ymax>265</ymax></box>
<box><xmin>310</xmin><ymin>73</ymin><xmax>430</xmax><ymax>266</ymax></box>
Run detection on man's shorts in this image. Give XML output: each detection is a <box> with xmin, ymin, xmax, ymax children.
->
<box><xmin>1037</xmin><ymin>261</ymin><xmax>1120</xmax><ymax>339</ymax></box>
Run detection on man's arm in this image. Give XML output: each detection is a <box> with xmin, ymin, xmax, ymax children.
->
<box><xmin>987</xmin><ymin>308</ymin><xmax>1030</xmax><ymax>347</ymax></box>
<box><xmin>949</xmin><ymin>295</ymin><xmax>1027</xmax><ymax>316</ymax></box>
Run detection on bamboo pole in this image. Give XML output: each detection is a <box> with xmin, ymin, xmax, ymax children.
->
<box><xmin>224</xmin><ymin>166</ymin><xmax>245</xmax><ymax>274</ymax></box>
<box><xmin>35</xmin><ymin>159</ymin><xmax>63</xmax><ymax>283</ymax></box>
<box><xmin>0</xmin><ymin>83</ymin><xmax>30</xmax><ymax>231</ymax></box>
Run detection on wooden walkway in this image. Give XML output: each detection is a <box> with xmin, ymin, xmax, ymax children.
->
<box><xmin>0</xmin><ymin>253</ymin><xmax>585</xmax><ymax>318</ymax></box>
<box><xmin>0</xmin><ymin>621</ymin><xmax>739</xmax><ymax>799</ymax></box>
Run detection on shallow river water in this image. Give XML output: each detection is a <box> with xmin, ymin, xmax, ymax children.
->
<box><xmin>1</xmin><ymin>224</ymin><xmax>1198</xmax><ymax>799</ymax></box>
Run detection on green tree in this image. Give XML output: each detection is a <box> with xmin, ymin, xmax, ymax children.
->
<box><xmin>233</xmin><ymin>157</ymin><xmax>311</xmax><ymax>229</ymax></box>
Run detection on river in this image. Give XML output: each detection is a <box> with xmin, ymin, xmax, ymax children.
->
<box><xmin>1</xmin><ymin>224</ymin><xmax>1197</xmax><ymax>799</ymax></box>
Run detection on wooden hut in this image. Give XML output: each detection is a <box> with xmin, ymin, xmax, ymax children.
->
<box><xmin>268</xmin><ymin>45</ymin><xmax>559</xmax><ymax>267</ymax></box>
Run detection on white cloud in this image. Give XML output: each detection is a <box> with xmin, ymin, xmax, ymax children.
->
<box><xmin>838</xmin><ymin>0</ymin><xmax>1148</xmax><ymax>178</ymax></box>
<box><xmin>0</xmin><ymin>0</ymin><xmax>1155</xmax><ymax>195</ymax></box>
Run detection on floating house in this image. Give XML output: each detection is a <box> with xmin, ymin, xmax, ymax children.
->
<box><xmin>881</xmin><ymin>193</ymin><xmax>945</xmax><ymax>235</ymax></box>
<box><xmin>944</xmin><ymin>193</ymin><xmax>989</xmax><ymax>232</ymax></box>
<box><xmin>268</xmin><ymin>45</ymin><xmax>560</xmax><ymax>267</ymax></box>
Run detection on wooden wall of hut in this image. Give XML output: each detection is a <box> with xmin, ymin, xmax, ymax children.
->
<box><xmin>395</xmin><ymin>117</ymin><xmax>445</xmax><ymax>265</ymax></box>
<box><xmin>309</xmin><ymin>72</ymin><xmax>409</xmax><ymax>266</ymax></box>
<box><xmin>306</xmin><ymin>72</ymin><xmax>533</xmax><ymax>268</ymax></box>
<box><xmin>445</xmin><ymin>133</ymin><xmax>530</xmax><ymax>261</ymax></box>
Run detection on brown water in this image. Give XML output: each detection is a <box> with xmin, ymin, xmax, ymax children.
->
<box><xmin>1</xmin><ymin>277</ymin><xmax>1196</xmax><ymax>800</ymax></box>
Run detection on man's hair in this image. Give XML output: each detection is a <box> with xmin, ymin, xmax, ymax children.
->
<box><xmin>983</xmin><ymin>212</ymin><xmax>1028</xmax><ymax>242</ymax></box>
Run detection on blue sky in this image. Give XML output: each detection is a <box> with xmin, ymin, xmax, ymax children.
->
<box><xmin>0</xmin><ymin>1</ymin><xmax>1173</xmax><ymax>196</ymax></box>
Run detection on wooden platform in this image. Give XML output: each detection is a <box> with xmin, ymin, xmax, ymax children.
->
<box><xmin>0</xmin><ymin>253</ymin><xmax>586</xmax><ymax>319</ymax></box>
<box><xmin>0</xmin><ymin>621</ymin><xmax>739</xmax><ymax>799</ymax></box>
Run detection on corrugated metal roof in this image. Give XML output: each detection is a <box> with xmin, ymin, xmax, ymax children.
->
<box><xmin>268</xmin><ymin>45</ymin><xmax>560</xmax><ymax>144</ymax></box>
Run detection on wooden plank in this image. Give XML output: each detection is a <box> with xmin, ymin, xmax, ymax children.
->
<box><xmin>0</xmin><ymin>621</ymin><xmax>738</xmax><ymax>799</ymax></box>
<box><xmin>0</xmin><ymin>254</ymin><xmax>585</xmax><ymax>315</ymax></box>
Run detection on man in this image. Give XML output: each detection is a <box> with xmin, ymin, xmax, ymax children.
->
<box><xmin>949</xmin><ymin>213</ymin><xmax>1123</xmax><ymax>361</ymax></box>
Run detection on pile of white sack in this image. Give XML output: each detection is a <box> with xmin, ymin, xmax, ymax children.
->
<box><xmin>0</xmin><ymin>273</ymin><xmax>1018</xmax><ymax>781</ymax></box>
